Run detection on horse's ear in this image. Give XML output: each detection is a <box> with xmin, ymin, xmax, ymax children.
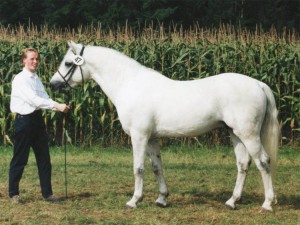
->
<box><xmin>68</xmin><ymin>40</ymin><xmax>74</xmax><ymax>47</ymax></box>
<box><xmin>68</xmin><ymin>40</ymin><xmax>81</xmax><ymax>54</ymax></box>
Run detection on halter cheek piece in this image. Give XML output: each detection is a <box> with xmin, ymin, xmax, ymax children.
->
<box><xmin>57</xmin><ymin>46</ymin><xmax>85</xmax><ymax>89</ymax></box>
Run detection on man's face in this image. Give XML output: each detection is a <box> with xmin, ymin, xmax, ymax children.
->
<box><xmin>23</xmin><ymin>51</ymin><xmax>39</xmax><ymax>72</ymax></box>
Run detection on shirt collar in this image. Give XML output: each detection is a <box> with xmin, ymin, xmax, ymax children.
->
<box><xmin>23</xmin><ymin>68</ymin><xmax>37</xmax><ymax>78</ymax></box>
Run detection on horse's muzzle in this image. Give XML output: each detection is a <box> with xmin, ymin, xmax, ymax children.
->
<box><xmin>49</xmin><ymin>81</ymin><xmax>60</xmax><ymax>91</ymax></box>
<box><xmin>50</xmin><ymin>81</ymin><xmax>68</xmax><ymax>93</ymax></box>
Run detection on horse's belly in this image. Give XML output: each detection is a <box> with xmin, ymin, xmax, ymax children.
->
<box><xmin>154</xmin><ymin>119</ymin><xmax>223</xmax><ymax>137</ymax></box>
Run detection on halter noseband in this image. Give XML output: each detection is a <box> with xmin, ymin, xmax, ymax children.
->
<box><xmin>57</xmin><ymin>46</ymin><xmax>85</xmax><ymax>90</ymax></box>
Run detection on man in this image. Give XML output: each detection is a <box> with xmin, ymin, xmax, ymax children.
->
<box><xmin>9</xmin><ymin>48</ymin><xmax>70</xmax><ymax>203</ymax></box>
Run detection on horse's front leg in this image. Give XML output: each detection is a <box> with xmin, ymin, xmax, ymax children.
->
<box><xmin>126</xmin><ymin>133</ymin><xmax>148</xmax><ymax>208</ymax></box>
<box><xmin>147</xmin><ymin>140</ymin><xmax>169</xmax><ymax>207</ymax></box>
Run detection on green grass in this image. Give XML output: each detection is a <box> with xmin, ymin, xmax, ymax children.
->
<box><xmin>0</xmin><ymin>146</ymin><xmax>299</xmax><ymax>225</ymax></box>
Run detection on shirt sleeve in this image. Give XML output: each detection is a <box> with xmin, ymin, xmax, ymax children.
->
<box><xmin>13</xmin><ymin>75</ymin><xmax>55</xmax><ymax>110</ymax></box>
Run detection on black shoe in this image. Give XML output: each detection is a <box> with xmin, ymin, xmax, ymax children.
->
<box><xmin>10</xmin><ymin>195</ymin><xmax>24</xmax><ymax>204</ymax></box>
<box><xmin>45</xmin><ymin>195</ymin><xmax>60</xmax><ymax>202</ymax></box>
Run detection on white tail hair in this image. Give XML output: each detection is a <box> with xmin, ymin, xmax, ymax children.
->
<box><xmin>260</xmin><ymin>82</ymin><xmax>280</xmax><ymax>177</ymax></box>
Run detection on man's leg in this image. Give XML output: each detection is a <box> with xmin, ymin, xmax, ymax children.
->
<box><xmin>32</xmin><ymin>115</ymin><xmax>53</xmax><ymax>198</ymax></box>
<box><xmin>9</xmin><ymin>116</ymin><xmax>31</xmax><ymax>198</ymax></box>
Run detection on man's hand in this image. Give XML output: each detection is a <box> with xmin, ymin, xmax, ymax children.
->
<box><xmin>53</xmin><ymin>102</ymin><xmax>70</xmax><ymax>113</ymax></box>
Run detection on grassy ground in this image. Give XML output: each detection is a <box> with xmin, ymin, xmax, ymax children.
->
<box><xmin>0</xmin><ymin>146</ymin><xmax>299</xmax><ymax>225</ymax></box>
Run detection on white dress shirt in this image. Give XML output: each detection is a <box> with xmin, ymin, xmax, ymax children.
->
<box><xmin>10</xmin><ymin>68</ymin><xmax>55</xmax><ymax>115</ymax></box>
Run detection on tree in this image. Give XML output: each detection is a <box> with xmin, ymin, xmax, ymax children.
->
<box><xmin>0</xmin><ymin>0</ymin><xmax>299</xmax><ymax>32</ymax></box>
<box><xmin>0</xmin><ymin>0</ymin><xmax>45</xmax><ymax>25</ymax></box>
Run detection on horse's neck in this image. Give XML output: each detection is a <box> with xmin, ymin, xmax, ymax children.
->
<box><xmin>88</xmin><ymin>46</ymin><xmax>140</xmax><ymax>105</ymax></box>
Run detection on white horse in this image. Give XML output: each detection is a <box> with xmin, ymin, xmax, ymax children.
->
<box><xmin>50</xmin><ymin>41</ymin><xmax>279</xmax><ymax>211</ymax></box>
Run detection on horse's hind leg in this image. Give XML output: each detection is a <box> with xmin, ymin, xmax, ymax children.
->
<box><xmin>226</xmin><ymin>132</ymin><xmax>251</xmax><ymax>210</ymax></box>
<box><xmin>147</xmin><ymin>140</ymin><xmax>169</xmax><ymax>207</ymax></box>
<box><xmin>242</xmin><ymin>138</ymin><xmax>276</xmax><ymax>211</ymax></box>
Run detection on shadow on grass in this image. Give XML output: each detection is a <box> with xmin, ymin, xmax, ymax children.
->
<box><xmin>277</xmin><ymin>194</ymin><xmax>300</xmax><ymax>210</ymax></box>
<box><xmin>22</xmin><ymin>192</ymin><xmax>98</xmax><ymax>203</ymax></box>
<box><xmin>61</xmin><ymin>192</ymin><xmax>98</xmax><ymax>201</ymax></box>
<box><xmin>170</xmin><ymin>190</ymin><xmax>300</xmax><ymax>210</ymax></box>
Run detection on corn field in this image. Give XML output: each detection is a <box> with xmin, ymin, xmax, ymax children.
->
<box><xmin>0</xmin><ymin>24</ymin><xmax>299</xmax><ymax>147</ymax></box>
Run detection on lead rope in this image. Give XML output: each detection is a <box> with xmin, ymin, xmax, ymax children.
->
<box><xmin>57</xmin><ymin>45</ymin><xmax>85</xmax><ymax>199</ymax></box>
<box><xmin>64</xmin><ymin>117</ymin><xmax>68</xmax><ymax>199</ymax></box>
<box><xmin>64</xmin><ymin>46</ymin><xmax>84</xmax><ymax>197</ymax></box>
<box><xmin>63</xmin><ymin>93</ymin><xmax>70</xmax><ymax>199</ymax></box>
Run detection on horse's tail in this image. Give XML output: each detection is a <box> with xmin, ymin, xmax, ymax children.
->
<box><xmin>260</xmin><ymin>82</ymin><xmax>280</xmax><ymax>177</ymax></box>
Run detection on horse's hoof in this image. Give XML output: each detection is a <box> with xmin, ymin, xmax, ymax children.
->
<box><xmin>225</xmin><ymin>203</ymin><xmax>236</xmax><ymax>210</ymax></box>
<box><xmin>225</xmin><ymin>200</ymin><xmax>236</xmax><ymax>210</ymax></box>
<box><xmin>155</xmin><ymin>200</ymin><xmax>167</xmax><ymax>208</ymax></box>
<box><xmin>261</xmin><ymin>201</ymin><xmax>273</xmax><ymax>212</ymax></box>
<box><xmin>155</xmin><ymin>194</ymin><xmax>168</xmax><ymax>208</ymax></box>
<box><xmin>259</xmin><ymin>207</ymin><xmax>273</xmax><ymax>213</ymax></box>
<box><xmin>126</xmin><ymin>201</ymin><xmax>137</xmax><ymax>208</ymax></box>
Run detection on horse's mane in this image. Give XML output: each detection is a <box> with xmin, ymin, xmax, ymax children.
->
<box><xmin>89</xmin><ymin>44</ymin><xmax>166</xmax><ymax>79</ymax></box>
<box><xmin>90</xmin><ymin>45</ymin><xmax>142</xmax><ymax>68</ymax></box>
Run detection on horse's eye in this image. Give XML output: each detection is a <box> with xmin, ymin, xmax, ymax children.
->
<box><xmin>65</xmin><ymin>62</ymin><xmax>73</xmax><ymax>67</ymax></box>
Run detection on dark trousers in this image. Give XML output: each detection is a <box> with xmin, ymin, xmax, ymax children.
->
<box><xmin>9</xmin><ymin>110</ymin><xmax>53</xmax><ymax>198</ymax></box>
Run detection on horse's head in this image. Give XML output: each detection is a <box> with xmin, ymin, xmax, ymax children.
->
<box><xmin>50</xmin><ymin>41</ymin><xmax>90</xmax><ymax>92</ymax></box>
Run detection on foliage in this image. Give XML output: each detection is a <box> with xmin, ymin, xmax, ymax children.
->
<box><xmin>0</xmin><ymin>24</ymin><xmax>299</xmax><ymax>147</ymax></box>
<box><xmin>0</xmin><ymin>0</ymin><xmax>299</xmax><ymax>32</ymax></box>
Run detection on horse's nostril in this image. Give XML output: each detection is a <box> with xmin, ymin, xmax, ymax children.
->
<box><xmin>49</xmin><ymin>82</ymin><xmax>57</xmax><ymax>91</ymax></box>
<box><xmin>49</xmin><ymin>81</ymin><xmax>61</xmax><ymax>91</ymax></box>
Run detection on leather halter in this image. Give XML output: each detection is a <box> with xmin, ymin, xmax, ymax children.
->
<box><xmin>57</xmin><ymin>46</ymin><xmax>85</xmax><ymax>89</ymax></box>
